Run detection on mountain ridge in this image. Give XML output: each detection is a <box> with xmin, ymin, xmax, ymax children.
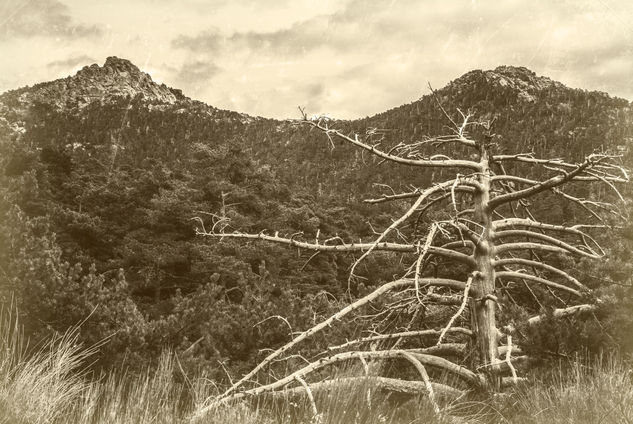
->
<box><xmin>1</xmin><ymin>57</ymin><xmax>629</xmax><ymax>126</ymax></box>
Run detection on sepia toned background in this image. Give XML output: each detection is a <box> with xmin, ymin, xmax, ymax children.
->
<box><xmin>1</xmin><ymin>0</ymin><xmax>632</xmax><ymax>118</ymax></box>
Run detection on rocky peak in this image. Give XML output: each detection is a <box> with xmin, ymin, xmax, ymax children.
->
<box><xmin>484</xmin><ymin>66</ymin><xmax>563</xmax><ymax>102</ymax></box>
<box><xmin>74</xmin><ymin>57</ymin><xmax>143</xmax><ymax>81</ymax></box>
<box><xmin>69</xmin><ymin>56</ymin><xmax>186</xmax><ymax>106</ymax></box>
<box><xmin>0</xmin><ymin>57</ymin><xmax>185</xmax><ymax>116</ymax></box>
<box><xmin>450</xmin><ymin>65</ymin><xmax>563</xmax><ymax>103</ymax></box>
<box><xmin>489</xmin><ymin>65</ymin><xmax>561</xmax><ymax>90</ymax></box>
<box><xmin>104</xmin><ymin>56</ymin><xmax>141</xmax><ymax>74</ymax></box>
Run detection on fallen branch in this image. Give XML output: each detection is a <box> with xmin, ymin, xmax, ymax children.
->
<box><xmin>263</xmin><ymin>376</ymin><xmax>464</xmax><ymax>399</ymax></box>
<box><xmin>295</xmin><ymin>375</ymin><xmax>318</xmax><ymax>419</ymax></box>
<box><xmin>215</xmin><ymin>277</ymin><xmax>468</xmax><ymax>401</ymax></box>
<box><xmin>328</xmin><ymin>328</ymin><xmax>472</xmax><ymax>351</ymax></box>
<box><xmin>197</xmin><ymin>349</ymin><xmax>484</xmax><ymax>415</ymax></box>
<box><xmin>401</xmin><ymin>351</ymin><xmax>440</xmax><ymax>413</ymax></box>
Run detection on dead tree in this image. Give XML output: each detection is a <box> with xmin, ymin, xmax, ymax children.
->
<box><xmin>193</xmin><ymin>103</ymin><xmax>628</xmax><ymax>416</ymax></box>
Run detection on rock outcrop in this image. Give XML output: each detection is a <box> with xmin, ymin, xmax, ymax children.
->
<box><xmin>0</xmin><ymin>56</ymin><xmax>185</xmax><ymax>114</ymax></box>
<box><xmin>453</xmin><ymin>65</ymin><xmax>565</xmax><ymax>103</ymax></box>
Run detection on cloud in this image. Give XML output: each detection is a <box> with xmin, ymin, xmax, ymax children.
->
<box><xmin>47</xmin><ymin>54</ymin><xmax>95</xmax><ymax>69</ymax></box>
<box><xmin>176</xmin><ymin>60</ymin><xmax>220</xmax><ymax>81</ymax></box>
<box><xmin>172</xmin><ymin>15</ymin><xmax>337</xmax><ymax>56</ymax></box>
<box><xmin>305</xmin><ymin>82</ymin><xmax>324</xmax><ymax>98</ymax></box>
<box><xmin>171</xmin><ymin>0</ymin><xmax>369</xmax><ymax>57</ymax></box>
<box><xmin>0</xmin><ymin>0</ymin><xmax>101</xmax><ymax>41</ymax></box>
<box><xmin>172</xmin><ymin>30</ymin><xmax>222</xmax><ymax>53</ymax></box>
<box><xmin>172</xmin><ymin>60</ymin><xmax>221</xmax><ymax>93</ymax></box>
<box><xmin>543</xmin><ymin>43</ymin><xmax>633</xmax><ymax>100</ymax></box>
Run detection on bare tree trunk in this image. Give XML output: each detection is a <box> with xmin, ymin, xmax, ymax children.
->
<box><xmin>470</xmin><ymin>146</ymin><xmax>500</xmax><ymax>390</ymax></box>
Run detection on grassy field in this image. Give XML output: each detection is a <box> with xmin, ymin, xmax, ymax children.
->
<box><xmin>1</xmin><ymin>312</ymin><xmax>631</xmax><ymax>424</ymax></box>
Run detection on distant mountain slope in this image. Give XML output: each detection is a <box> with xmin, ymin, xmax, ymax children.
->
<box><xmin>1</xmin><ymin>55</ymin><xmax>631</xmax><ymax>282</ymax></box>
<box><xmin>0</xmin><ymin>57</ymin><xmax>631</xmax><ymax>374</ymax></box>
<box><xmin>0</xmin><ymin>57</ymin><xmax>180</xmax><ymax>128</ymax></box>
<box><xmin>0</xmin><ymin>56</ymin><xmax>254</xmax><ymax>136</ymax></box>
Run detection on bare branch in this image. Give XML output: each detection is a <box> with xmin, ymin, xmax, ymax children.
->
<box><xmin>302</xmin><ymin>119</ymin><xmax>482</xmax><ymax>170</ymax></box>
<box><xmin>527</xmin><ymin>304</ymin><xmax>598</xmax><ymax>326</ymax></box>
<box><xmin>492</xmin><ymin>153</ymin><xmax>629</xmax><ymax>183</ymax></box>
<box><xmin>328</xmin><ymin>328</ymin><xmax>472</xmax><ymax>351</ymax></box>
<box><xmin>491</xmin><ymin>175</ymin><xmax>621</xmax><ymax>220</ymax></box>
<box><xmin>428</xmin><ymin>83</ymin><xmax>459</xmax><ymax>130</ymax></box>
<box><xmin>198</xmin><ymin>349</ymin><xmax>485</xmax><ymax>413</ymax></box>
<box><xmin>496</xmin><ymin>271</ymin><xmax>581</xmax><ymax>297</ymax></box>
<box><xmin>215</xmin><ymin>277</ymin><xmax>468</xmax><ymax>400</ymax></box>
<box><xmin>198</xmin><ymin>230</ymin><xmax>476</xmax><ymax>267</ymax></box>
<box><xmin>428</xmin><ymin>83</ymin><xmax>478</xmax><ymax>149</ymax></box>
<box><xmin>493</xmin><ymin>219</ymin><xmax>606</xmax><ymax>252</ymax></box>
<box><xmin>295</xmin><ymin>375</ymin><xmax>318</xmax><ymax>418</ymax></box>
<box><xmin>498</xmin><ymin>344</ymin><xmax>524</xmax><ymax>357</ymax></box>
<box><xmin>414</xmin><ymin>223</ymin><xmax>439</xmax><ymax>304</ymax></box>
<box><xmin>440</xmin><ymin>240</ymin><xmax>476</xmax><ymax>251</ymax></box>
<box><xmin>262</xmin><ymin>376</ymin><xmax>464</xmax><ymax>399</ymax></box>
<box><xmin>437</xmin><ymin>274</ymin><xmax>474</xmax><ymax>345</ymax></box>
<box><xmin>400</xmin><ymin>351</ymin><xmax>440</xmax><ymax>413</ymax></box>
<box><xmin>364</xmin><ymin>185</ymin><xmax>475</xmax><ymax>204</ymax></box>
<box><xmin>504</xmin><ymin>335</ymin><xmax>518</xmax><ymax>384</ymax></box>
<box><xmin>493</xmin><ymin>230</ymin><xmax>602</xmax><ymax>258</ymax></box>
<box><xmin>489</xmin><ymin>155</ymin><xmax>609</xmax><ymax>209</ymax></box>
<box><xmin>493</xmin><ymin>258</ymin><xmax>587</xmax><ymax>291</ymax></box>
<box><xmin>496</xmin><ymin>241</ymin><xmax>595</xmax><ymax>260</ymax></box>
<box><xmin>215</xmin><ymin>278</ymin><xmax>405</xmax><ymax>400</ymax></box>
<box><xmin>349</xmin><ymin>185</ymin><xmax>451</xmax><ymax>281</ymax></box>
<box><xmin>412</xmin><ymin>343</ymin><xmax>468</xmax><ymax>357</ymax></box>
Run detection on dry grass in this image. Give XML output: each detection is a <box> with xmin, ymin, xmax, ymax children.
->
<box><xmin>501</xmin><ymin>356</ymin><xmax>633</xmax><ymax>424</ymax></box>
<box><xmin>0</xmin><ymin>309</ymin><xmax>631</xmax><ymax>424</ymax></box>
<box><xmin>0</xmin><ymin>310</ymin><xmax>198</xmax><ymax>424</ymax></box>
<box><xmin>0</xmin><ymin>310</ymin><xmax>94</xmax><ymax>424</ymax></box>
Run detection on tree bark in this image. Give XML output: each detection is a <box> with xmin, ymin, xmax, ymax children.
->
<box><xmin>469</xmin><ymin>145</ymin><xmax>500</xmax><ymax>390</ymax></box>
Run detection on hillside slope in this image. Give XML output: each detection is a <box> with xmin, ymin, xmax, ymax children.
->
<box><xmin>0</xmin><ymin>57</ymin><xmax>631</xmax><ymax>376</ymax></box>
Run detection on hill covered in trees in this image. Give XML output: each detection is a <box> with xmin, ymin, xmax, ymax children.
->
<box><xmin>0</xmin><ymin>57</ymin><xmax>631</xmax><ymax>383</ymax></box>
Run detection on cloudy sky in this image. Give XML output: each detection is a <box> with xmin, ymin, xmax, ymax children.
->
<box><xmin>1</xmin><ymin>0</ymin><xmax>631</xmax><ymax>118</ymax></box>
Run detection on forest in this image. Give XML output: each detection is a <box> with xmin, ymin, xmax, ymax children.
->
<box><xmin>0</xmin><ymin>62</ymin><xmax>632</xmax><ymax>423</ymax></box>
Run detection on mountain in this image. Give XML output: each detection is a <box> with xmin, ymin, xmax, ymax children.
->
<box><xmin>3</xmin><ymin>57</ymin><xmax>182</xmax><ymax>109</ymax></box>
<box><xmin>0</xmin><ymin>58</ymin><xmax>631</xmax><ymax>374</ymax></box>
<box><xmin>0</xmin><ymin>57</ymin><xmax>258</xmax><ymax>137</ymax></box>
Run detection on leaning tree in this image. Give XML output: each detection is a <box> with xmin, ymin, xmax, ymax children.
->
<box><xmin>193</xmin><ymin>99</ymin><xmax>628</xmax><ymax>416</ymax></box>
